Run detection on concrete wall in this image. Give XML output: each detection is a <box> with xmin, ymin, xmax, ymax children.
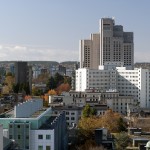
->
<box><xmin>30</xmin><ymin>130</ymin><xmax>54</xmax><ymax>150</ymax></box>
<box><xmin>14</xmin><ymin>99</ymin><xmax>43</xmax><ymax>118</ymax></box>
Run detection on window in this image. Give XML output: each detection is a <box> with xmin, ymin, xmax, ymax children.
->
<box><xmin>66</xmin><ymin>112</ymin><xmax>69</xmax><ymax>115</ymax></box>
<box><xmin>38</xmin><ymin>146</ymin><xmax>43</xmax><ymax>150</ymax></box>
<box><xmin>46</xmin><ymin>135</ymin><xmax>51</xmax><ymax>140</ymax></box>
<box><xmin>26</xmin><ymin>125</ymin><xmax>29</xmax><ymax>128</ymax></box>
<box><xmin>46</xmin><ymin>146</ymin><xmax>51</xmax><ymax>150</ymax></box>
<box><xmin>18</xmin><ymin>135</ymin><xmax>21</xmax><ymax>139</ymax></box>
<box><xmin>9</xmin><ymin>135</ymin><xmax>12</xmax><ymax>139</ymax></box>
<box><xmin>17</xmin><ymin>125</ymin><xmax>20</xmax><ymax>128</ymax></box>
<box><xmin>25</xmin><ymin>146</ymin><xmax>29</xmax><ymax>149</ymax></box>
<box><xmin>38</xmin><ymin>135</ymin><xmax>43</xmax><ymax>139</ymax></box>
<box><xmin>9</xmin><ymin>125</ymin><xmax>12</xmax><ymax>128</ymax></box>
<box><xmin>71</xmin><ymin>117</ymin><xmax>75</xmax><ymax>120</ymax></box>
<box><xmin>26</xmin><ymin>135</ymin><xmax>29</xmax><ymax>139</ymax></box>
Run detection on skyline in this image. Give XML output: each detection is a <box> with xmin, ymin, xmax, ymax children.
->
<box><xmin>0</xmin><ymin>0</ymin><xmax>150</xmax><ymax>62</ymax></box>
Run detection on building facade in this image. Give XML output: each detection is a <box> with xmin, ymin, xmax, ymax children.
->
<box><xmin>76</xmin><ymin>64</ymin><xmax>150</xmax><ymax>108</ymax></box>
<box><xmin>15</xmin><ymin>61</ymin><xmax>28</xmax><ymax>84</ymax></box>
<box><xmin>15</xmin><ymin>61</ymin><xmax>32</xmax><ymax>94</ymax></box>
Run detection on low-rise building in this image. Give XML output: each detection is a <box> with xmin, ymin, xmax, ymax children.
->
<box><xmin>0</xmin><ymin>99</ymin><xmax>68</xmax><ymax>150</ymax></box>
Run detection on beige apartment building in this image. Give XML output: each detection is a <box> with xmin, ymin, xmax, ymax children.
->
<box><xmin>80</xmin><ymin>18</ymin><xmax>134</xmax><ymax>69</ymax></box>
<box><xmin>79</xmin><ymin>33</ymin><xmax>100</xmax><ymax>69</ymax></box>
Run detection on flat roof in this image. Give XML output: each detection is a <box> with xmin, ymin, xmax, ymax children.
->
<box><xmin>0</xmin><ymin>107</ymin><xmax>49</xmax><ymax>119</ymax></box>
<box><xmin>29</xmin><ymin>108</ymin><xmax>47</xmax><ymax>118</ymax></box>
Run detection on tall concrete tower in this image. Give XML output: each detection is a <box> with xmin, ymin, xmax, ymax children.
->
<box><xmin>100</xmin><ymin>18</ymin><xmax>134</xmax><ymax>69</ymax></box>
<box><xmin>79</xmin><ymin>18</ymin><xmax>134</xmax><ymax>69</ymax></box>
<box><xmin>79</xmin><ymin>33</ymin><xmax>100</xmax><ymax>69</ymax></box>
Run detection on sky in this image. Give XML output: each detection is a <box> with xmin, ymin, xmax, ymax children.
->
<box><xmin>0</xmin><ymin>0</ymin><xmax>150</xmax><ymax>62</ymax></box>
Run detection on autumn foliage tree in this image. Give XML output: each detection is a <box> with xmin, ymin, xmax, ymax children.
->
<box><xmin>46</xmin><ymin>73</ymin><xmax>71</xmax><ymax>92</ymax></box>
<box><xmin>100</xmin><ymin>109</ymin><xmax>127</xmax><ymax>132</ymax></box>
<box><xmin>48</xmin><ymin>89</ymin><xmax>57</xmax><ymax>95</ymax></box>
<box><xmin>44</xmin><ymin>89</ymin><xmax>57</xmax><ymax>101</ymax></box>
<box><xmin>78</xmin><ymin>109</ymin><xmax>127</xmax><ymax>140</ymax></box>
<box><xmin>114</xmin><ymin>132</ymin><xmax>131</xmax><ymax>150</ymax></box>
<box><xmin>2</xmin><ymin>72</ymin><xmax>15</xmax><ymax>94</ymax></box>
<box><xmin>56</xmin><ymin>83</ymin><xmax>71</xmax><ymax>94</ymax></box>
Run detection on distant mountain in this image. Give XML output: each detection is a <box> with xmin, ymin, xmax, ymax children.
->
<box><xmin>28</xmin><ymin>61</ymin><xmax>59</xmax><ymax>66</ymax></box>
<box><xmin>60</xmin><ymin>61</ymin><xmax>79</xmax><ymax>65</ymax></box>
<box><xmin>0</xmin><ymin>61</ymin><xmax>79</xmax><ymax>67</ymax></box>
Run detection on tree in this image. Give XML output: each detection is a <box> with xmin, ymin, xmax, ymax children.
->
<box><xmin>78</xmin><ymin>117</ymin><xmax>102</xmax><ymax>139</ymax></box>
<box><xmin>6</xmin><ymin>72</ymin><xmax>13</xmax><ymax>77</ymax></box>
<box><xmin>56</xmin><ymin>83</ymin><xmax>71</xmax><ymax>94</ymax></box>
<box><xmin>114</xmin><ymin>132</ymin><xmax>131</xmax><ymax>150</ymax></box>
<box><xmin>76</xmin><ymin>139</ymin><xmax>107</xmax><ymax>150</ymax></box>
<box><xmin>12</xmin><ymin>83</ymin><xmax>20</xmax><ymax>93</ymax></box>
<box><xmin>33</xmin><ymin>72</ymin><xmax>49</xmax><ymax>84</ymax></box>
<box><xmin>4</xmin><ymin>74</ymin><xmax>15</xmax><ymax>92</ymax></box>
<box><xmin>48</xmin><ymin>89</ymin><xmax>57</xmax><ymax>95</ymax></box>
<box><xmin>54</xmin><ymin>73</ymin><xmax>64</xmax><ymax>87</ymax></box>
<box><xmin>78</xmin><ymin>109</ymin><xmax>127</xmax><ymax>139</ymax></box>
<box><xmin>82</xmin><ymin>104</ymin><xmax>97</xmax><ymax>118</ymax></box>
<box><xmin>100</xmin><ymin>109</ymin><xmax>126</xmax><ymax>132</ymax></box>
<box><xmin>32</xmin><ymin>87</ymin><xmax>43</xmax><ymax>96</ymax></box>
<box><xmin>117</xmin><ymin>117</ymin><xmax>127</xmax><ymax>132</ymax></box>
<box><xmin>64</xmin><ymin>76</ymin><xmax>72</xmax><ymax>85</ymax></box>
<box><xmin>46</xmin><ymin>76</ymin><xmax>56</xmax><ymax>90</ymax></box>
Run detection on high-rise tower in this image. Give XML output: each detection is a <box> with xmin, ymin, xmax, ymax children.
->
<box><xmin>79</xmin><ymin>33</ymin><xmax>100</xmax><ymax>69</ymax></box>
<box><xmin>100</xmin><ymin>18</ymin><xmax>134</xmax><ymax>69</ymax></box>
<box><xmin>79</xmin><ymin>18</ymin><xmax>134</xmax><ymax>69</ymax></box>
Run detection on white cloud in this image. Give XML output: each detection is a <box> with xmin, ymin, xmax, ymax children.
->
<box><xmin>1</xmin><ymin>45</ymin><xmax>147</xmax><ymax>63</ymax></box>
<box><xmin>0</xmin><ymin>44</ymin><xmax>78</xmax><ymax>62</ymax></box>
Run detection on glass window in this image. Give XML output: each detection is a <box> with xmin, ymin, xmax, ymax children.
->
<box><xmin>18</xmin><ymin>135</ymin><xmax>21</xmax><ymax>139</ymax></box>
<box><xmin>26</xmin><ymin>135</ymin><xmax>29</xmax><ymax>139</ymax></box>
<box><xmin>9</xmin><ymin>135</ymin><xmax>12</xmax><ymax>139</ymax></box>
<box><xmin>38</xmin><ymin>145</ymin><xmax>43</xmax><ymax>150</ymax></box>
<box><xmin>71</xmin><ymin>117</ymin><xmax>75</xmax><ymax>120</ymax></box>
<box><xmin>66</xmin><ymin>112</ymin><xmax>69</xmax><ymax>115</ymax></box>
<box><xmin>25</xmin><ymin>146</ymin><xmax>29</xmax><ymax>149</ymax></box>
<box><xmin>46</xmin><ymin>135</ymin><xmax>51</xmax><ymax>140</ymax></box>
<box><xmin>46</xmin><ymin>146</ymin><xmax>51</xmax><ymax>150</ymax></box>
<box><xmin>38</xmin><ymin>135</ymin><xmax>43</xmax><ymax>139</ymax></box>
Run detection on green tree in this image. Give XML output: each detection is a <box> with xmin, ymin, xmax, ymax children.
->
<box><xmin>117</xmin><ymin>117</ymin><xmax>127</xmax><ymax>132</ymax></box>
<box><xmin>82</xmin><ymin>104</ymin><xmax>97</xmax><ymax>118</ymax></box>
<box><xmin>12</xmin><ymin>83</ymin><xmax>20</xmax><ymax>93</ymax></box>
<box><xmin>114</xmin><ymin>132</ymin><xmax>130</xmax><ymax>150</ymax></box>
<box><xmin>54</xmin><ymin>73</ymin><xmax>64</xmax><ymax>87</ymax></box>
<box><xmin>46</xmin><ymin>76</ymin><xmax>56</xmax><ymax>90</ymax></box>
<box><xmin>32</xmin><ymin>87</ymin><xmax>43</xmax><ymax>96</ymax></box>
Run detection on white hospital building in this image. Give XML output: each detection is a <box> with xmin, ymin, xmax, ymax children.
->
<box><xmin>76</xmin><ymin>62</ymin><xmax>150</xmax><ymax>108</ymax></box>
